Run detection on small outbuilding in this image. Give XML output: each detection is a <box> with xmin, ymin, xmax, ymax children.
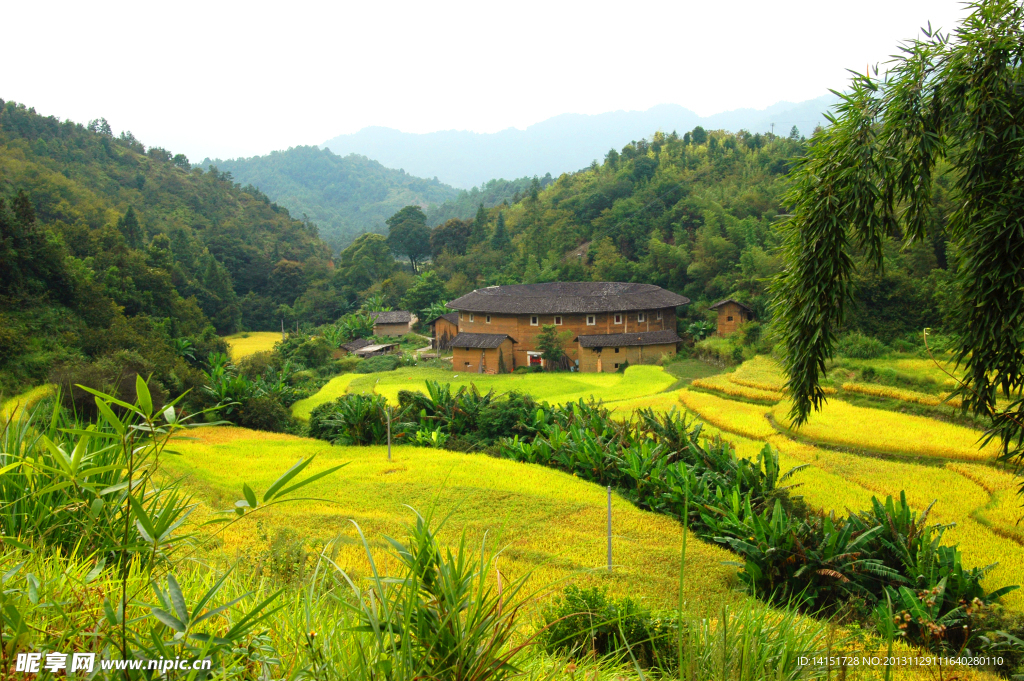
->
<box><xmin>450</xmin><ymin>332</ymin><xmax>516</xmax><ymax>374</ymax></box>
<box><xmin>371</xmin><ymin>310</ymin><xmax>413</xmax><ymax>336</ymax></box>
<box><xmin>335</xmin><ymin>337</ymin><xmax>372</xmax><ymax>358</ymax></box>
<box><xmin>427</xmin><ymin>312</ymin><xmax>459</xmax><ymax>351</ymax></box>
<box><xmin>709</xmin><ymin>299</ymin><xmax>754</xmax><ymax>336</ymax></box>
<box><xmin>353</xmin><ymin>342</ymin><xmax>399</xmax><ymax>358</ymax></box>
<box><xmin>575</xmin><ymin>329</ymin><xmax>682</xmax><ymax>372</ymax></box>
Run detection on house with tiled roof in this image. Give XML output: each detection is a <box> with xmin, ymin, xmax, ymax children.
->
<box><xmin>426</xmin><ymin>312</ymin><xmax>459</xmax><ymax>351</ymax></box>
<box><xmin>445</xmin><ymin>282</ymin><xmax>687</xmax><ymax>373</ymax></box>
<box><xmin>370</xmin><ymin>310</ymin><xmax>412</xmax><ymax>336</ymax></box>
<box><xmin>709</xmin><ymin>299</ymin><xmax>754</xmax><ymax>336</ymax></box>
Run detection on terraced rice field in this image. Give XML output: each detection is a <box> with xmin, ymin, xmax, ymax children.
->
<box><xmin>223</xmin><ymin>331</ymin><xmax>282</xmax><ymax>361</ymax></box>
<box><xmin>771</xmin><ymin>398</ymin><xmax>999</xmax><ymax>461</ymax></box>
<box><xmin>340</xmin><ymin>364</ymin><xmax>677</xmax><ymax>406</ymax></box>
<box><xmin>164</xmin><ymin>426</ymin><xmax>739</xmax><ymax>612</ymax></box>
<box><xmin>1</xmin><ymin>384</ymin><xmax>54</xmax><ymax>421</ymax></box>
<box><xmin>291</xmin><ymin>374</ymin><xmax>360</xmax><ymax>421</ymax></box>
<box><xmin>675</xmin><ymin>356</ymin><xmax>1024</xmax><ymax>611</ymax></box>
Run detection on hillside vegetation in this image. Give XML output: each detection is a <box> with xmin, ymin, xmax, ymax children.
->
<box><xmin>206</xmin><ymin>146</ymin><xmax>460</xmax><ymax>250</ymax></box>
<box><xmin>0</xmin><ymin>100</ymin><xmax>341</xmax><ymax>394</ymax></box>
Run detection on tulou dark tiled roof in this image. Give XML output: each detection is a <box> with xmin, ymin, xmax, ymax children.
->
<box><xmin>371</xmin><ymin>310</ymin><xmax>412</xmax><ymax>324</ymax></box>
<box><xmin>447</xmin><ymin>282</ymin><xmax>689</xmax><ymax>315</ymax></box>
<box><xmin>576</xmin><ymin>329</ymin><xmax>683</xmax><ymax>348</ymax></box>
<box><xmin>427</xmin><ymin>312</ymin><xmax>459</xmax><ymax>326</ymax></box>
<box><xmin>449</xmin><ymin>332</ymin><xmax>515</xmax><ymax>349</ymax></box>
<box><xmin>340</xmin><ymin>338</ymin><xmax>372</xmax><ymax>352</ymax></box>
<box><xmin>709</xmin><ymin>298</ymin><xmax>753</xmax><ymax>312</ymax></box>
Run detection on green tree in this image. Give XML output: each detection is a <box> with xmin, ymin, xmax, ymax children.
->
<box><xmin>386</xmin><ymin>205</ymin><xmax>431</xmax><ymax>273</ymax></box>
<box><xmin>490</xmin><ymin>212</ymin><xmax>509</xmax><ymax>250</ymax></box>
<box><xmin>334</xmin><ymin>233</ymin><xmax>394</xmax><ymax>291</ymax></box>
<box><xmin>772</xmin><ymin>0</ymin><xmax>1024</xmax><ymax>489</ymax></box>
<box><xmin>536</xmin><ymin>324</ymin><xmax>573</xmax><ymax>367</ymax></box>
<box><xmin>691</xmin><ymin>126</ymin><xmax>708</xmax><ymax>145</ymax></box>
<box><xmin>268</xmin><ymin>259</ymin><xmax>305</xmax><ymax>305</ymax></box>
<box><xmin>430</xmin><ymin>218</ymin><xmax>471</xmax><ymax>257</ymax></box>
<box><xmin>469</xmin><ymin>203</ymin><xmax>489</xmax><ymax>246</ymax></box>
<box><xmin>117</xmin><ymin>206</ymin><xmax>142</xmax><ymax>249</ymax></box>
<box><xmin>401</xmin><ymin>271</ymin><xmax>447</xmax><ymax>319</ymax></box>
<box><xmin>522</xmin><ymin>255</ymin><xmax>540</xmax><ymax>284</ymax></box>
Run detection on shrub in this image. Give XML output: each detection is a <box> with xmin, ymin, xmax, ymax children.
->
<box><xmin>307</xmin><ymin>393</ymin><xmax>411</xmax><ymax>445</ymax></box>
<box><xmin>290</xmin><ymin>336</ymin><xmax>333</xmax><ymax>368</ymax></box>
<box><xmin>540</xmin><ymin>586</ymin><xmax>678</xmax><ymax>668</ymax></box>
<box><xmin>355</xmin><ymin>354</ymin><xmax>400</xmax><ymax>373</ymax></box>
<box><xmin>616</xmin><ymin>359</ymin><xmax>631</xmax><ymax>373</ymax></box>
<box><xmin>694</xmin><ymin>336</ymin><xmax>743</xmax><ymax>365</ymax></box>
<box><xmin>476</xmin><ymin>391</ymin><xmax>539</xmax><ymax>442</ymax></box>
<box><xmin>236</xmin><ymin>395</ymin><xmax>292</xmax><ymax>432</ymax></box>
<box><xmin>237</xmin><ymin>350</ymin><xmax>277</xmax><ymax>379</ymax></box>
<box><xmin>836</xmin><ymin>332</ymin><xmax>890</xmax><ymax>359</ymax></box>
<box><xmin>50</xmin><ymin>350</ymin><xmax>167</xmax><ymax>418</ymax></box>
<box><xmin>332</xmin><ymin>355</ymin><xmax>362</xmax><ymax>372</ymax></box>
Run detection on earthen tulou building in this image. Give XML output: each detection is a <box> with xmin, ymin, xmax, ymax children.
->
<box><xmin>443</xmin><ymin>282</ymin><xmax>688</xmax><ymax>373</ymax></box>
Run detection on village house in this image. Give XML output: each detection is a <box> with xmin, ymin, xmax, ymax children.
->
<box><xmin>709</xmin><ymin>298</ymin><xmax>754</xmax><ymax>336</ymax></box>
<box><xmin>426</xmin><ymin>312</ymin><xmax>459</xmax><ymax>351</ymax></box>
<box><xmin>336</xmin><ymin>337</ymin><xmax>372</xmax><ymax>357</ymax></box>
<box><xmin>370</xmin><ymin>310</ymin><xmax>413</xmax><ymax>336</ymax></box>
<box><xmin>445</xmin><ymin>282</ymin><xmax>687</xmax><ymax>373</ymax></box>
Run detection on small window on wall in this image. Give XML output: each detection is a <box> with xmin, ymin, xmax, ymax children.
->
<box><xmin>586</xmin><ymin>315</ymin><xmax>596</xmax><ymax>325</ymax></box>
<box><xmin>485</xmin><ymin>315</ymin><xmax>491</xmax><ymax>323</ymax></box>
<box><xmin>638</xmin><ymin>313</ymin><xmax>646</xmax><ymax>322</ymax></box>
<box><xmin>530</xmin><ymin>316</ymin><xmax>539</xmax><ymax>326</ymax></box>
<box><xmin>464</xmin><ymin>362</ymin><xmax>471</xmax><ymax>367</ymax></box>
<box><xmin>554</xmin><ymin>316</ymin><xmax>562</xmax><ymax>325</ymax></box>
<box><xmin>614</xmin><ymin>347</ymin><xmax>620</xmax><ymax>353</ymax></box>
<box><xmin>469</xmin><ymin>313</ymin><xmax>475</xmax><ymax>322</ymax></box>
<box><xmin>614</xmin><ymin>363</ymin><xmax>620</xmax><ymax>369</ymax></box>
<box><xmin>657</xmin><ymin>311</ymin><xmax>663</xmax><ymax>320</ymax></box>
<box><xmin>727</xmin><ymin>316</ymin><xmax>733</xmax><ymax>322</ymax></box>
<box><xmin>459</xmin><ymin>313</ymin><xmax>464</xmax><ymax>320</ymax></box>
<box><xmin>613</xmin><ymin>314</ymin><xmax>622</xmax><ymax>324</ymax></box>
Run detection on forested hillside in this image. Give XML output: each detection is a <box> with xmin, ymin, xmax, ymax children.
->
<box><xmin>205</xmin><ymin>145</ymin><xmax>558</xmax><ymax>250</ymax></box>
<box><xmin>424</xmin><ymin>174</ymin><xmax>554</xmax><ymax>225</ymax></box>
<box><xmin>205</xmin><ymin>146</ymin><xmax>460</xmax><ymax>249</ymax></box>
<box><xmin>0</xmin><ymin>100</ymin><xmax>339</xmax><ymax>394</ymax></box>
<box><xmin>357</xmin><ymin>124</ymin><xmax>951</xmax><ymax>345</ymax></box>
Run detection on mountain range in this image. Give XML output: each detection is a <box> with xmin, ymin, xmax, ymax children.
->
<box><xmin>321</xmin><ymin>95</ymin><xmax>839</xmax><ymax>188</ymax></box>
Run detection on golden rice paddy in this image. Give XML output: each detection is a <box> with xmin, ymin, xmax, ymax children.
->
<box><xmin>1</xmin><ymin>384</ymin><xmax>54</xmax><ymax>421</ymax></box>
<box><xmin>164</xmin><ymin>426</ymin><xmax>739</xmax><ymax>612</ymax></box>
<box><xmin>223</xmin><ymin>331</ymin><xmax>282</xmax><ymax>361</ymax></box>
<box><xmin>291</xmin><ymin>373</ymin><xmax>360</xmax><ymax>421</ymax></box>
<box><xmin>673</xmin><ymin>356</ymin><xmax>1023</xmax><ymax>612</ymax></box>
<box><xmin>771</xmin><ymin>398</ymin><xmax>999</xmax><ymax>461</ymax></box>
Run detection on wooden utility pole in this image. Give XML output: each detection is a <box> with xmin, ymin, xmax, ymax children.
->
<box><xmin>607</xmin><ymin>486</ymin><xmax>612</xmax><ymax>573</ymax></box>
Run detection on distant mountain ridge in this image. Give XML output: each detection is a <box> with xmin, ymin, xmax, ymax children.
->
<box><xmin>203</xmin><ymin>146</ymin><xmax>460</xmax><ymax>251</ymax></box>
<box><xmin>322</xmin><ymin>95</ymin><xmax>839</xmax><ymax>188</ymax></box>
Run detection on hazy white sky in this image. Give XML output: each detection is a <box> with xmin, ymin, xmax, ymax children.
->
<box><xmin>5</xmin><ymin>0</ymin><xmax>969</xmax><ymax>163</ymax></box>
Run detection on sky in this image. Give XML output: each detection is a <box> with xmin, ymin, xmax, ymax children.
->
<box><xmin>5</xmin><ymin>0</ymin><xmax>970</xmax><ymax>163</ymax></box>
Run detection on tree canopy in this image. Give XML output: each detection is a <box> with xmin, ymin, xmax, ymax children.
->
<box><xmin>772</xmin><ymin>0</ymin><xmax>1024</xmax><ymax>481</ymax></box>
<box><xmin>386</xmin><ymin>205</ymin><xmax>431</xmax><ymax>273</ymax></box>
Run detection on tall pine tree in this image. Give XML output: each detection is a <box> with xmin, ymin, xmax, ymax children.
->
<box><xmin>469</xmin><ymin>203</ymin><xmax>488</xmax><ymax>246</ymax></box>
<box><xmin>490</xmin><ymin>212</ymin><xmax>509</xmax><ymax>251</ymax></box>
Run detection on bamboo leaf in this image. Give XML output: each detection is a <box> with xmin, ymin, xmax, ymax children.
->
<box><xmin>136</xmin><ymin>375</ymin><xmax>153</xmax><ymax>416</ymax></box>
